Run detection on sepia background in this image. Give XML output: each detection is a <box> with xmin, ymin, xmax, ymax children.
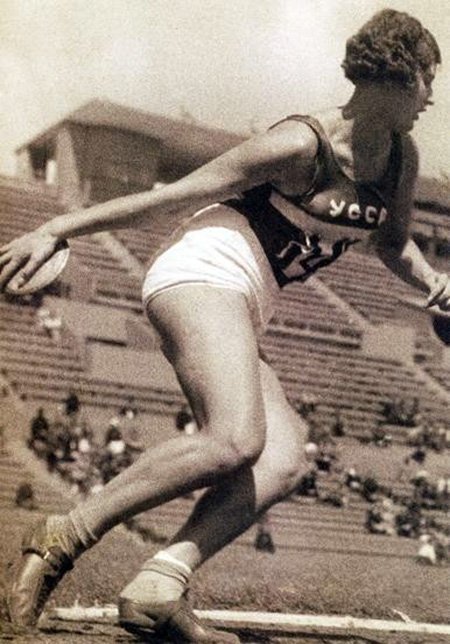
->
<box><xmin>0</xmin><ymin>0</ymin><xmax>449</xmax><ymax>179</ymax></box>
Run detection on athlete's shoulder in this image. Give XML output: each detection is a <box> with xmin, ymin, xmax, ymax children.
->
<box><xmin>266</xmin><ymin>114</ymin><xmax>320</xmax><ymax>160</ymax></box>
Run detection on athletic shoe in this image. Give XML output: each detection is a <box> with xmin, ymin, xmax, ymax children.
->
<box><xmin>119</xmin><ymin>594</ymin><xmax>240</xmax><ymax>643</ymax></box>
<box><xmin>7</xmin><ymin>516</ymin><xmax>73</xmax><ymax>627</ymax></box>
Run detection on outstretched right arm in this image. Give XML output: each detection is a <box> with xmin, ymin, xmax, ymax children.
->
<box><xmin>0</xmin><ymin>120</ymin><xmax>318</xmax><ymax>292</ymax></box>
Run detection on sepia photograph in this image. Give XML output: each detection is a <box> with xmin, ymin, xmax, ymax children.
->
<box><xmin>0</xmin><ymin>1</ymin><xmax>449</xmax><ymax>642</ymax></box>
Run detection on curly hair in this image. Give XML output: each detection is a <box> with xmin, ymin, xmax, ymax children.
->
<box><xmin>342</xmin><ymin>9</ymin><xmax>441</xmax><ymax>87</ymax></box>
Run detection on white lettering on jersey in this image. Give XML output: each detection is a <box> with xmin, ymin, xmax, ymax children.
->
<box><xmin>348</xmin><ymin>203</ymin><xmax>361</xmax><ymax>220</ymax></box>
<box><xmin>328</xmin><ymin>200</ymin><xmax>387</xmax><ymax>226</ymax></box>
<box><xmin>329</xmin><ymin>199</ymin><xmax>346</xmax><ymax>217</ymax></box>
<box><xmin>365</xmin><ymin>206</ymin><xmax>377</xmax><ymax>224</ymax></box>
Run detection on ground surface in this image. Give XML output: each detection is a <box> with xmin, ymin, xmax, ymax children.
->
<box><xmin>1</xmin><ymin>506</ymin><xmax>449</xmax><ymax>643</ymax></box>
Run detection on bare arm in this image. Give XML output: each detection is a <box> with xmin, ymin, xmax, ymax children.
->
<box><xmin>373</xmin><ymin>136</ymin><xmax>449</xmax><ymax>310</ymax></box>
<box><xmin>0</xmin><ymin>121</ymin><xmax>318</xmax><ymax>290</ymax></box>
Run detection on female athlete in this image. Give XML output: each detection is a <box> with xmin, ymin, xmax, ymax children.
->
<box><xmin>1</xmin><ymin>9</ymin><xmax>449</xmax><ymax>643</ymax></box>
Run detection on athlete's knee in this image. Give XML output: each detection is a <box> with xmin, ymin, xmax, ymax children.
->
<box><xmin>267</xmin><ymin>448</ymin><xmax>307</xmax><ymax>500</ymax></box>
<box><xmin>207</xmin><ymin>431</ymin><xmax>265</xmax><ymax>474</ymax></box>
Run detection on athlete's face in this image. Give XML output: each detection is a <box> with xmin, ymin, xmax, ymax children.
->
<box><xmin>393</xmin><ymin>65</ymin><xmax>436</xmax><ymax>133</ymax></box>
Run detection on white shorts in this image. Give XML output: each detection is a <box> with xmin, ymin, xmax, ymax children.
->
<box><xmin>142</xmin><ymin>204</ymin><xmax>280</xmax><ymax>335</ymax></box>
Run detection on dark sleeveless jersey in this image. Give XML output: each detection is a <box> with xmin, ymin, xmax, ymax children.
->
<box><xmin>224</xmin><ymin>115</ymin><xmax>402</xmax><ymax>287</ymax></box>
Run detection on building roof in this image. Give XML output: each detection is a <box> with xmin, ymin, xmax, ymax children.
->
<box><xmin>17</xmin><ymin>98</ymin><xmax>245</xmax><ymax>181</ymax></box>
<box><xmin>16</xmin><ymin>99</ymin><xmax>449</xmax><ymax>210</ymax></box>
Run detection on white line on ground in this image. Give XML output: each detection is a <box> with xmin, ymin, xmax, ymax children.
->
<box><xmin>47</xmin><ymin>606</ymin><xmax>450</xmax><ymax>635</ymax></box>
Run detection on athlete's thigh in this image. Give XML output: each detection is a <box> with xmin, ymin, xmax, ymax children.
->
<box><xmin>146</xmin><ymin>285</ymin><xmax>266</xmax><ymax>442</ymax></box>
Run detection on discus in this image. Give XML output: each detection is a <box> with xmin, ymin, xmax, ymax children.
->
<box><xmin>5</xmin><ymin>240</ymin><xmax>70</xmax><ymax>296</ymax></box>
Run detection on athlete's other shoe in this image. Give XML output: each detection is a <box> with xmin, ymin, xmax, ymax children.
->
<box><xmin>119</xmin><ymin>594</ymin><xmax>240</xmax><ymax>643</ymax></box>
<box><xmin>7</xmin><ymin>516</ymin><xmax>73</xmax><ymax>627</ymax></box>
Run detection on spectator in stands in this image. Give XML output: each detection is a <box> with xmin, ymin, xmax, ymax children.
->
<box><xmin>120</xmin><ymin>406</ymin><xmax>145</xmax><ymax>463</ymax></box>
<box><xmin>100</xmin><ymin>423</ymin><xmax>132</xmax><ymax>484</ymax></box>
<box><xmin>436</xmin><ymin>476</ymin><xmax>450</xmax><ymax>511</ymax></box>
<box><xmin>175</xmin><ymin>404</ymin><xmax>198</xmax><ymax>437</ymax></box>
<box><xmin>361</xmin><ymin>475</ymin><xmax>380</xmax><ymax>503</ymax></box>
<box><xmin>15</xmin><ymin>482</ymin><xmax>37</xmax><ymax>511</ymax></box>
<box><xmin>315</xmin><ymin>441</ymin><xmax>337</xmax><ymax>473</ymax></box>
<box><xmin>366</xmin><ymin>496</ymin><xmax>396</xmax><ymax>535</ymax></box>
<box><xmin>28</xmin><ymin>407</ymin><xmax>50</xmax><ymax>460</ymax></box>
<box><xmin>36</xmin><ymin>305</ymin><xmax>63</xmax><ymax>342</ymax></box>
<box><xmin>319</xmin><ymin>480</ymin><xmax>349</xmax><ymax>509</ymax></box>
<box><xmin>330</xmin><ymin>409</ymin><xmax>346</xmax><ymax>438</ymax></box>
<box><xmin>416</xmin><ymin>534</ymin><xmax>437</xmax><ymax>565</ymax></box>
<box><xmin>254</xmin><ymin>513</ymin><xmax>276</xmax><ymax>554</ymax></box>
<box><xmin>4</xmin><ymin>10</ymin><xmax>449</xmax><ymax>641</ymax></box>
<box><xmin>396</xmin><ymin>501</ymin><xmax>424</xmax><ymax>539</ymax></box>
<box><xmin>381</xmin><ymin>396</ymin><xmax>419</xmax><ymax>427</ymax></box>
<box><xmin>295</xmin><ymin>392</ymin><xmax>317</xmax><ymax>419</ymax></box>
<box><xmin>428</xmin><ymin>421</ymin><xmax>447</xmax><ymax>452</ymax></box>
<box><xmin>295</xmin><ymin>467</ymin><xmax>319</xmax><ymax>497</ymax></box>
<box><xmin>371</xmin><ymin>420</ymin><xmax>392</xmax><ymax>448</ymax></box>
<box><xmin>345</xmin><ymin>467</ymin><xmax>362</xmax><ymax>492</ymax></box>
<box><xmin>380</xmin><ymin>397</ymin><xmax>397</xmax><ymax>425</ymax></box>
<box><xmin>44</xmin><ymin>406</ymin><xmax>70</xmax><ymax>473</ymax></box>
<box><xmin>432</xmin><ymin>530</ymin><xmax>450</xmax><ymax>565</ymax></box>
<box><xmin>66</xmin><ymin>437</ymin><xmax>96</xmax><ymax>496</ymax></box>
<box><xmin>64</xmin><ymin>391</ymin><xmax>81</xmax><ymax>418</ymax></box>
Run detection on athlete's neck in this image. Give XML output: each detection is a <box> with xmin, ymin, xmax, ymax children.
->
<box><xmin>338</xmin><ymin>88</ymin><xmax>395</xmax><ymax>182</ymax></box>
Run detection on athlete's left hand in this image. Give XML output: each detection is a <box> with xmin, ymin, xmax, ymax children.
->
<box><xmin>426</xmin><ymin>272</ymin><xmax>450</xmax><ymax>311</ymax></box>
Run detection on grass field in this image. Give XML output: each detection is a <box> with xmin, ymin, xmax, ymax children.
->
<box><xmin>1</xmin><ymin>505</ymin><xmax>449</xmax><ymax>630</ymax></box>
<box><xmin>1</xmin><ymin>439</ymin><xmax>449</xmax><ymax>643</ymax></box>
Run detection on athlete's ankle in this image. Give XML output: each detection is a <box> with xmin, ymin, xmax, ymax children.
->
<box><xmin>47</xmin><ymin>511</ymin><xmax>98</xmax><ymax>561</ymax></box>
<box><xmin>119</xmin><ymin>552</ymin><xmax>192</xmax><ymax>604</ymax></box>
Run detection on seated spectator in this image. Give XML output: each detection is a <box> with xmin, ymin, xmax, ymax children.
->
<box><xmin>406</xmin><ymin>397</ymin><xmax>420</xmax><ymax>427</ymax></box>
<box><xmin>175</xmin><ymin>404</ymin><xmax>198</xmax><ymax>436</ymax></box>
<box><xmin>28</xmin><ymin>407</ymin><xmax>50</xmax><ymax>459</ymax></box>
<box><xmin>408</xmin><ymin>418</ymin><xmax>426</xmax><ymax>448</ymax></box>
<box><xmin>428</xmin><ymin>422</ymin><xmax>447</xmax><ymax>452</ymax></box>
<box><xmin>315</xmin><ymin>442</ymin><xmax>337</xmax><ymax>473</ymax></box>
<box><xmin>319</xmin><ymin>481</ymin><xmax>349</xmax><ymax>509</ymax></box>
<box><xmin>396</xmin><ymin>501</ymin><xmax>423</xmax><ymax>539</ymax></box>
<box><xmin>432</xmin><ymin>530</ymin><xmax>450</xmax><ymax>565</ymax></box>
<box><xmin>295</xmin><ymin>392</ymin><xmax>317</xmax><ymax>419</ymax></box>
<box><xmin>371</xmin><ymin>421</ymin><xmax>392</xmax><ymax>448</ymax></box>
<box><xmin>416</xmin><ymin>534</ymin><xmax>436</xmax><ymax>565</ymax></box>
<box><xmin>410</xmin><ymin>446</ymin><xmax>427</xmax><ymax>464</ymax></box>
<box><xmin>67</xmin><ymin>443</ymin><xmax>94</xmax><ymax>496</ymax></box>
<box><xmin>381</xmin><ymin>398</ymin><xmax>396</xmax><ymax>424</ymax></box>
<box><xmin>304</xmin><ymin>441</ymin><xmax>319</xmax><ymax>462</ymax></box>
<box><xmin>295</xmin><ymin>468</ymin><xmax>318</xmax><ymax>497</ymax></box>
<box><xmin>122</xmin><ymin>410</ymin><xmax>146</xmax><ymax>463</ymax></box>
<box><xmin>45</xmin><ymin>410</ymin><xmax>71</xmax><ymax>473</ymax></box>
<box><xmin>254</xmin><ymin>513</ymin><xmax>276</xmax><ymax>554</ymax></box>
<box><xmin>100</xmin><ymin>424</ymin><xmax>132</xmax><ymax>484</ymax></box>
<box><xmin>64</xmin><ymin>390</ymin><xmax>81</xmax><ymax>418</ymax></box>
<box><xmin>436</xmin><ymin>477</ymin><xmax>450</xmax><ymax>511</ymax></box>
<box><xmin>330</xmin><ymin>409</ymin><xmax>346</xmax><ymax>437</ymax></box>
<box><xmin>15</xmin><ymin>482</ymin><xmax>37</xmax><ymax>511</ymax></box>
<box><xmin>307</xmin><ymin>413</ymin><xmax>331</xmax><ymax>447</ymax></box>
<box><xmin>411</xmin><ymin>468</ymin><xmax>430</xmax><ymax>489</ymax></box>
<box><xmin>36</xmin><ymin>306</ymin><xmax>63</xmax><ymax>342</ymax></box>
<box><xmin>361</xmin><ymin>475</ymin><xmax>379</xmax><ymax>503</ymax></box>
<box><xmin>345</xmin><ymin>467</ymin><xmax>362</xmax><ymax>491</ymax></box>
<box><xmin>378</xmin><ymin>497</ymin><xmax>396</xmax><ymax>535</ymax></box>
